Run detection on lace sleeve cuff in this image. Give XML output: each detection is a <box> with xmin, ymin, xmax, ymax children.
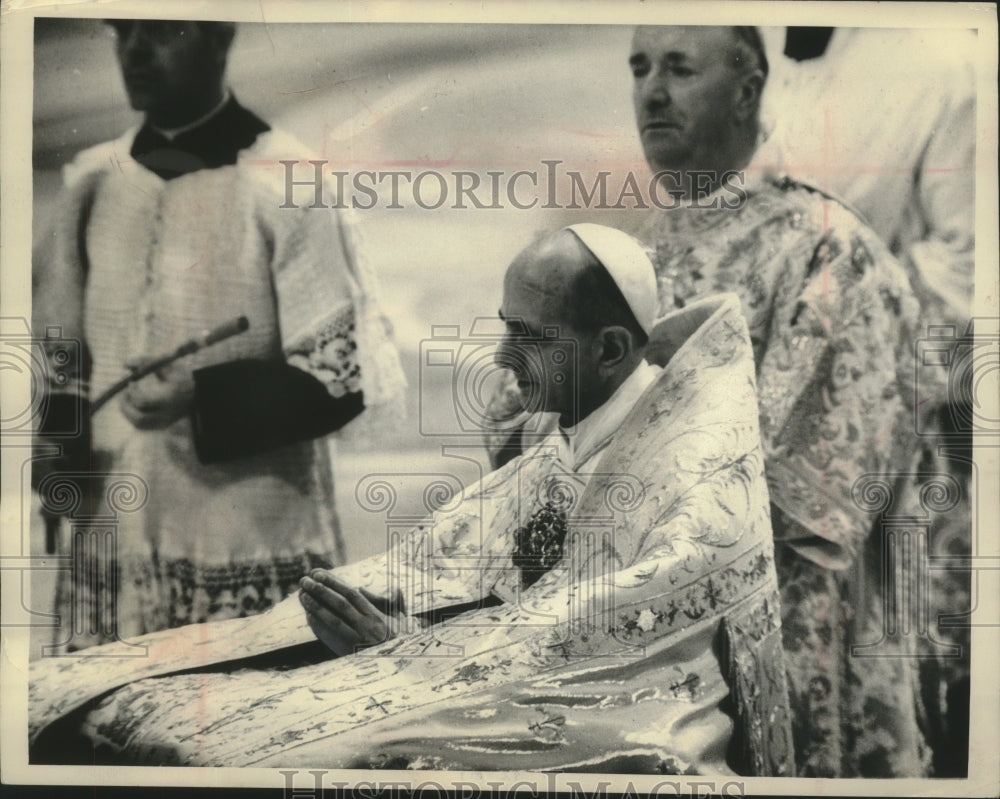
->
<box><xmin>285</xmin><ymin>304</ymin><xmax>362</xmax><ymax>400</ymax></box>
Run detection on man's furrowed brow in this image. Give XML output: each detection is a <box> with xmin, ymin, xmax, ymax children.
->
<box><xmin>631</xmin><ymin>49</ymin><xmax>692</xmax><ymax>72</ymax></box>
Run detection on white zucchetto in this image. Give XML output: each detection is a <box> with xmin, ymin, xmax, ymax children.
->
<box><xmin>565</xmin><ymin>223</ymin><xmax>659</xmax><ymax>334</ymax></box>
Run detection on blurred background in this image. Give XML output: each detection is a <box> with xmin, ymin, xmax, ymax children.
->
<box><xmin>31</xmin><ymin>19</ymin><xmax>661</xmax><ymax>565</ymax></box>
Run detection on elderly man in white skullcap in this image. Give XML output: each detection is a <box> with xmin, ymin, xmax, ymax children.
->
<box><xmin>31</xmin><ymin>225</ymin><xmax>793</xmax><ymax>776</ymax></box>
<box><xmin>492</xmin><ymin>224</ymin><xmax>659</xmax><ymax>437</ymax></box>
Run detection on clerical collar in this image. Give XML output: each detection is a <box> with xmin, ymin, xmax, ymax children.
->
<box><xmin>130</xmin><ymin>93</ymin><xmax>271</xmax><ymax>181</ymax></box>
<box><xmin>151</xmin><ymin>90</ymin><xmax>232</xmax><ymax>140</ymax></box>
<box><xmin>558</xmin><ymin>359</ymin><xmax>661</xmax><ymax>470</ymax></box>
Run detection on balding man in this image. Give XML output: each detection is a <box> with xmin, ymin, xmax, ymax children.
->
<box><xmin>630</xmin><ymin>26</ymin><xmax>765</xmax><ymax>201</ymax></box>
<box><xmin>32</xmin><ymin>226</ymin><xmax>792</xmax><ymax>776</ymax></box>
<box><xmin>629</xmin><ymin>26</ymin><xmax>928</xmax><ymax>778</ymax></box>
<box><xmin>31</xmin><ymin>20</ymin><xmax>403</xmax><ymax>650</ymax></box>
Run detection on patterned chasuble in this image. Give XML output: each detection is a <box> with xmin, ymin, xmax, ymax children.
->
<box><xmin>631</xmin><ymin>175</ymin><xmax>930</xmax><ymax>778</ymax></box>
<box><xmin>31</xmin><ymin>105</ymin><xmax>397</xmax><ymax>644</ymax></box>
<box><xmin>30</xmin><ymin>294</ymin><xmax>793</xmax><ymax>776</ymax></box>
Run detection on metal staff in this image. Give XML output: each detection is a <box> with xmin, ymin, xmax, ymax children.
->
<box><xmin>90</xmin><ymin>315</ymin><xmax>250</xmax><ymax>413</ymax></box>
<box><xmin>42</xmin><ymin>315</ymin><xmax>250</xmax><ymax>553</ymax></box>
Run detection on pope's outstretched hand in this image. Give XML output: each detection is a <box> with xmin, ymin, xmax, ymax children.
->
<box><xmin>299</xmin><ymin>569</ymin><xmax>405</xmax><ymax>656</ymax></box>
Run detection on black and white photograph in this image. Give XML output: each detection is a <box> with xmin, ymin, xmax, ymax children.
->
<box><xmin>1</xmin><ymin>1</ymin><xmax>997</xmax><ymax>795</ymax></box>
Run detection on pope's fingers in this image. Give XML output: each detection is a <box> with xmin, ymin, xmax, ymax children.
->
<box><xmin>308</xmin><ymin>570</ymin><xmax>382</xmax><ymax>618</ymax></box>
<box><xmin>300</xmin><ymin>592</ymin><xmax>357</xmax><ymax>635</ymax></box>
<box><xmin>358</xmin><ymin>585</ymin><xmax>405</xmax><ymax>618</ymax></box>
<box><xmin>302</xmin><ymin>607</ymin><xmax>359</xmax><ymax>657</ymax></box>
<box><xmin>301</xmin><ymin>593</ymin><xmax>393</xmax><ymax>653</ymax></box>
<box><xmin>300</xmin><ymin>576</ymin><xmax>365</xmax><ymax>627</ymax></box>
<box><xmin>307</xmin><ymin>569</ymin><xmax>357</xmax><ymax>595</ymax></box>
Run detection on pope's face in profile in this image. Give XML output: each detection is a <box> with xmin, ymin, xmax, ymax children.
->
<box><xmin>107</xmin><ymin>20</ymin><xmax>226</xmax><ymax>127</ymax></box>
<box><xmin>495</xmin><ymin>269</ymin><xmax>584</xmax><ymax>427</ymax></box>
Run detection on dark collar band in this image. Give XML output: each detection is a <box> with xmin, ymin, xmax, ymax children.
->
<box><xmin>130</xmin><ymin>96</ymin><xmax>271</xmax><ymax>181</ymax></box>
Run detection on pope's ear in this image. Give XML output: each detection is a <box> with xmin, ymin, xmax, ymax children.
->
<box><xmin>597</xmin><ymin>325</ymin><xmax>633</xmax><ymax>368</ymax></box>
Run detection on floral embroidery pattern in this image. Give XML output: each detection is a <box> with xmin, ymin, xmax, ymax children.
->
<box><xmin>634</xmin><ymin>177</ymin><xmax>927</xmax><ymax>778</ymax></box>
<box><xmin>616</xmin><ymin>547</ymin><xmax>774</xmax><ymax>642</ymax></box>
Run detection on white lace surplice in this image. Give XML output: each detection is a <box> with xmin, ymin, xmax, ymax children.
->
<box><xmin>32</xmin><ymin>127</ymin><xmax>403</xmax><ymax>639</ymax></box>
